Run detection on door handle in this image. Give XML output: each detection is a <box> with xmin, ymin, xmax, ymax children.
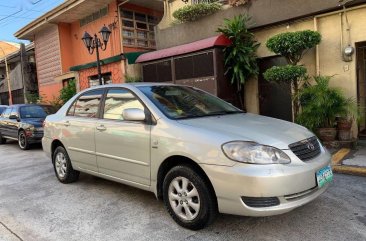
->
<box><xmin>64</xmin><ymin>121</ymin><xmax>70</xmax><ymax>127</ymax></box>
<box><xmin>96</xmin><ymin>125</ymin><xmax>106</xmax><ymax>131</ymax></box>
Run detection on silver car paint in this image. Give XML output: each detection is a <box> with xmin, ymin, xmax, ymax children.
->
<box><xmin>43</xmin><ymin>83</ymin><xmax>331</xmax><ymax>217</ymax></box>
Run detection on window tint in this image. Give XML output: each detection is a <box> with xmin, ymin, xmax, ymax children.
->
<box><xmin>0</xmin><ymin>107</ymin><xmax>6</xmax><ymax>114</ymax></box>
<box><xmin>20</xmin><ymin>106</ymin><xmax>47</xmax><ymax>118</ymax></box>
<box><xmin>73</xmin><ymin>89</ymin><xmax>104</xmax><ymax>118</ymax></box>
<box><xmin>2</xmin><ymin>107</ymin><xmax>12</xmax><ymax>118</ymax></box>
<box><xmin>103</xmin><ymin>89</ymin><xmax>144</xmax><ymax>120</ymax></box>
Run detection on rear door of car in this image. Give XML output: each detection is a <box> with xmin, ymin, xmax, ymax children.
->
<box><xmin>61</xmin><ymin>89</ymin><xmax>105</xmax><ymax>172</ymax></box>
<box><xmin>0</xmin><ymin>107</ymin><xmax>13</xmax><ymax>137</ymax></box>
<box><xmin>95</xmin><ymin>87</ymin><xmax>152</xmax><ymax>186</ymax></box>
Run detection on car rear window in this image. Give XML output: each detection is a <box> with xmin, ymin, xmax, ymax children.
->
<box><xmin>20</xmin><ymin>106</ymin><xmax>48</xmax><ymax>118</ymax></box>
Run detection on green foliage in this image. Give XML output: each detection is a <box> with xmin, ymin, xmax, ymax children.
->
<box><xmin>266</xmin><ymin>30</ymin><xmax>321</xmax><ymax>65</ymax></box>
<box><xmin>217</xmin><ymin>14</ymin><xmax>260</xmax><ymax>86</ymax></box>
<box><xmin>296</xmin><ymin>76</ymin><xmax>354</xmax><ymax>130</ymax></box>
<box><xmin>26</xmin><ymin>92</ymin><xmax>42</xmax><ymax>104</ymax></box>
<box><xmin>59</xmin><ymin>79</ymin><xmax>77</xmax><ymax>104</ymax></box>
<box><xmin>263</xmin><ymin>65</ymin><xmax>307</xmax><ymax>84</ymax></box>
<box><xmin>173</xmin><ymin>2</ymin><xmax>221</xmax><ymax>22</ymax></box>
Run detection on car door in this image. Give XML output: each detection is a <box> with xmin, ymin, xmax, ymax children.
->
<box><xmin>8</xmin><ymin>107</ymin><xmax>20</xmax><ymax>138</ymax></box>
<box><xmin>62</xmin><ymin>89</ymin><xmax>105</xmax><ymax>172</ymax></box>
<box><xmin>95</xmin><ymin>88</ymin><xmax>151</xmax><ymax>186</ymax></box>
<box><xmin>0</xmin><ymin>107</ymin><xmax>13</xmax><ymax>137</ymax></box>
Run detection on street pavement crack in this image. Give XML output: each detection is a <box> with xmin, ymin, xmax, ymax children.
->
<box><xmin>0</xmin><ymin>221</ymin><xmax>23</xmax><ymax>241</ymax></box>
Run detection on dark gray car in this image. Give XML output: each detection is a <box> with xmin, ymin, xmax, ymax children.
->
<box><xmin>0</xmin><ymin>104</ymin><xmax>56</xmax><ymax>150</ymax></box>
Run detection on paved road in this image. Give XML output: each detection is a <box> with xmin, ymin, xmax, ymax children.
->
<box><xmin>0</xmin><ymin>142</ymin><xmax>365</xmax><ymax>241</ymax></box>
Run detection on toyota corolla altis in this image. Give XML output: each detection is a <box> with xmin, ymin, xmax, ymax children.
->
<box><xmin>42</xmin><ymin>83</ymin><xmax>333</xmax><ymax>230</ymax></box>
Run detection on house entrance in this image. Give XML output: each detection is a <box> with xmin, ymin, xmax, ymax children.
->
<box><xmin>356</xmin><ymin>41</ymin><xmax>366</xmax><ymax>137</ymax></box>
<box><xmin>258</xmin><ymin>56</ymin><xmax>293</xmax><ymax>122</ymax></box>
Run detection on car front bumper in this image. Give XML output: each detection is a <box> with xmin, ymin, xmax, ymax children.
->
<box><xmin>200</xmin><ymin>150</ymin><xmax>332</xmax><ymax>217</ymax></box>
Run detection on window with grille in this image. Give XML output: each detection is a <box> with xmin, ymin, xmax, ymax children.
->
<box><xmin>175</xmin><ymin>52</ymin><xmax>214</xmax><ymax>80</ymax></box>
<box><xmin>120</xmin><ymin>8</ymin><xmax>159</xmax><ymax>49</ymax></box>
<box><xmin>80</xmin><ymin>7</ymin><xmax>108</xmax><ymax>27</ymax></box>
<box><xmin>88</xmin><ymin>73</ymin><xmax>112</xmax><ymax>87</ymax></box>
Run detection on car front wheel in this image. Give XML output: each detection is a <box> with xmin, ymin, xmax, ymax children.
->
<box><xmin>18</xmin><ymin>130</ymin><xmax>29</xmax><ymax>150</ymax></box>
<box><xmin>163</xmin><ymin>165</ymin><xmax>217</xmax><ymax>230</ymax></box>
<box><xmin>0</xmin><ymin>133</ymin><xmax>6</xmax><ymax>144</ymax></box>
<box><xmin>53</xmin><ymin>146</ymin><xmax>80</xmax><ymax>184</ymax></box>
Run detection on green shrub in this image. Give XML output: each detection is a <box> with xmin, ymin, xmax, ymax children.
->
<box><xmin>266</xmin><ymin>30</ymin><xmax>321</xmax><ymax>65</ymax></box>
<box><xmin>60</xmin><ymin>79</ymin><xmax>77</xmax><ymax>104</ymax></box>
<box><xmin>217</xmin><ymin>14</ymin><xmax>260</xmax><ymax>109</ymax></box>
<box><xmin>173</xmin><ymin>2</ymin><xmax>221</xmax><ymax>22</ymax></box>
<box><xmin>125</xmin><ymin>74</ymin><xmax>142</xmax><ymax>83</ymax></box>
<box><xmin>263</xmin><ymin>65</ymin><xmax>307</xmax><ymax>84</ymax></box>
<box><xmin>296</xmin><ymin>76</ymin><xmax>352</xmax><ymax>130</ymax></box>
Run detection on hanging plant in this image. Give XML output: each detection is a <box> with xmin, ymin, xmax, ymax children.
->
<box><xmin>228</xmin><ymin>0</ymin><xmax>250</xmax><ymax>6</ymax></box>
<box><xmin>173</xmin><ymin>2</ymin><xmax>222</xmax><ymax>23</ymax></box>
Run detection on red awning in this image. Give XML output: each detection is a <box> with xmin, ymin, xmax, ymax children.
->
<box><xmin>135</xmin><ymin>35</ymin><xmax>231</xmax><ymax>63</ymax></box>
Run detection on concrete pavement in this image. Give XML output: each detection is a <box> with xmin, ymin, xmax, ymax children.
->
<box><xmin>332</xmin><ymin>141</ymin><xmax>366</xmax><ymax>176</ymax></box>
<box><xmin>0</xmin><ymin>141</ymin><xmax>366</xmax><ymax>241</ymax></box>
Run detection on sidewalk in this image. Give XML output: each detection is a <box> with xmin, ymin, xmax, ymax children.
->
<box><xmin>331</xmin><ymin>140</ymin><xmax>366</xmax><ymax>177</ymax></box>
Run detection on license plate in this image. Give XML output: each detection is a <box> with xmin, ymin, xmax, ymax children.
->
<box><xmin>316</xmin><ymin>165</ymin><xmax>333</xmax><ymax>188</ymax></box>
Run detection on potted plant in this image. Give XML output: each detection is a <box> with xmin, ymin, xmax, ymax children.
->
<box><xmin>297</xmin><ymin>76</ymin><xmax>350</xmax><ymax>142</ymax></box>
<box><xmin>336</xmin><ymin>100</ymin><xmax>362</xmax><ymax>141</ymax></box>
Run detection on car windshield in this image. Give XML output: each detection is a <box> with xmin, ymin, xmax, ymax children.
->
<box><xmin>138</xmin><ymin>86</ymin><xmax>243</xmax><ymax>119</ymax></box>
<box><xmin>20</xmin><ymin>106</ymin><xmax>48</xmax><ymax>119</ymax></box>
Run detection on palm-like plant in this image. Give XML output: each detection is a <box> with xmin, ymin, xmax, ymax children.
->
<box><xmin>217</xmin><ymin>14</ymin><xmax>260</xmax><ymax>109</ymax></box>
<box><xmin>296</xmin><ymin>76</ymin><xmax>354</xmax><ymax>130</ymax></box>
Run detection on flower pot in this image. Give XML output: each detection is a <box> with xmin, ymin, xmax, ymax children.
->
<box><xmin>338</xmin><ymin>129</ymin><xmax>351</xmax><ymax>141</ymax></box>
<box><xmin>337</xmin><ymin>118</ymin><xmax>352</xmax><ymax>130</ymax></box>
<box><xmin>316</xmin><ymin>128</ymin><xmax>337</xmax><ymax>142</ymax></box>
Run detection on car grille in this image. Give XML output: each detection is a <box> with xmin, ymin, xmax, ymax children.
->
<box><xmin>241</xmin><ymin>197</ymin><xmax>280</xmax><ymax>208</ymax></box>
<box><xmin>289</xmin><ymin>136</ymin><xmax>321</xmax><ymax>161</ymax></box>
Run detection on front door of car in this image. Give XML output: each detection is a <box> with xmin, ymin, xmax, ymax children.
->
<box><xmin>8</xmin><ymin>108</ymin><xmax>20</xmax><ymax>138</ymax></box>
<box><xmin>95</xmin><ymin>88</ymin><xmax>151</xmax><ymax>186</ymax></box>
<box><xmin>62</xmin><ymin>89</ymin><xmax>105</xmax><ymax>172</ymax></box>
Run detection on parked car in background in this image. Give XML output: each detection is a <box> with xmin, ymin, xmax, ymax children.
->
<box><xmin>0</xmin><ymin>105</ymin><xmax>7</xmax><ymax>114</ymax></box>
<box><xmin>43</xmin><ymin>83</ymin><xmax>333</xmax><ymax>230</ymax></box>
<box><xmin>0</xmin><ymin>104</ymin><xmax>57</xmax><ymax>150</ymax></box>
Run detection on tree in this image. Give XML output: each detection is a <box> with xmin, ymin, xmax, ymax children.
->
<box><xmin>60</xmin><ymin>79</ymin><xmax>77</xmax><ymax>104</ymax></box>
<box><xmin>217</xmin><ymin>14</ymin><xmax>260</xmax><ymax>109</ymax></box>
<box><xmin>264</xmin><ymin>30</ymin><xmax>321</xmax><ymax>118</ymax></box>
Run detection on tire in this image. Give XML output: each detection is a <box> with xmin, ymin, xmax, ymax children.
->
<box><xmin>52</xmin><ymin>146</ymin><xmax>80</xmax><ymax>184</ymax></box>
<box><xmin>163</xmin><ymin>165</ymin><xmax>217</xmax><ymax>230</ymax></box>
<box><xmin>18</xmin><ymin>130</ymin><xmax>29</xmax><ymax>150</ymax></box>
<box><xmin>0</xmin><ymin>133</ymin><xmax>6</xmax><ymax>144</ymax></box>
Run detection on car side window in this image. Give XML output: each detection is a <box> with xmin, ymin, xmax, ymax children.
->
<box><xmin>2</xmin><ymin>107</ymin><xmax>12</xmax><ymax>118</ymax></box>
<box><xmin>73</xmin><ymin>89</ymin><xmax>104</xmax><ymax>118</ymax></box>
<box><xmin>103</xmin><ymin>88</ymin><xmax>144</xmax><ymax>121</ymax></box>
<box><xmin>10</xmin><ymin>108</ymin><xmax>19</xmax><ymax>118</ymax></box>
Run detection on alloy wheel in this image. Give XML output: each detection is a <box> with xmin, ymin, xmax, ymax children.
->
<box><xmin>55</xmin><ymin>152</ymin><xmax>67</xmax><ymax>179</ymax></box>
<box><xmin>168</xmin><ymin>176</ymin><xmax>201</xmax><ymax>221</ymax></box>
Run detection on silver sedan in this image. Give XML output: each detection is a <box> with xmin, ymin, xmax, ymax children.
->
<box><xmin>42</xmin><ymin>83</ymin><xmax>333</xmax><ymax>230</ymax></box>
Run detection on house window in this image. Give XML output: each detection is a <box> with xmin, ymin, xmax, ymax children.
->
<box><xmin>88</xmin><ymin>72</ymin><xmax>112</xmax><ymax>87</ymax></box>
<box><xmin>119</xmin><ymin>8</ymin><xmax>159</xmax><ymax>49</ymax></box>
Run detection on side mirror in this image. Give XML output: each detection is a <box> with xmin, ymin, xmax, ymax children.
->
<box><xmin>122</xmin><ymin>108</ymin><xmax>146</xmax><ymax>122</ymax></box>
<box><xmin>9</xmin><ymin>115</ymin><xmax>19</xmax><ymax>121</ymax></box>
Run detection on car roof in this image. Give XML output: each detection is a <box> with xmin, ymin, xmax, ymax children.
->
<box><xmin>84</xmin><ymin>82</ymin><xmax>181</xmax><ymax>91</ymax></box>
<box><xmin>7</xmin><ymin>104</ymin><xmax>50</xmax><ymax>108</ymax></box>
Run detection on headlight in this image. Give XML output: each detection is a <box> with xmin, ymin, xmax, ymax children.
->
<box><xmin>222</xmin><ymin>141</ymin><xmax>291</xmax><ymax>164</ymax></box>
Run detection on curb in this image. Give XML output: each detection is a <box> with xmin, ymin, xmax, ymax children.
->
<box><xmin>331</xmin><ymin>148</ymin><xmax>366</xmax><ymax>177</ymax></box>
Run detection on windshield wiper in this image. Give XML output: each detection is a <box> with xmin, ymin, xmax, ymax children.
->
<box><xmin>175</xmin><ymin>110</ymin><xmax>244</xmax><ymax>120</ymax></box>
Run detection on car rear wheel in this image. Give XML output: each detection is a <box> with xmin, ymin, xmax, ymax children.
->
<box><xmin>53</xmin><ymin>146</ymin><xmax>80</xmax><ymax>184</ymax></box>
<box><xmin>18</xmin><ymin>130</ymin><xmax>29</xmax><ymax>150</ymax></box>
<box><xmin>163</xmin><ymin>165</ymin><xmax>217</xmax><ymax>230</ymax></box>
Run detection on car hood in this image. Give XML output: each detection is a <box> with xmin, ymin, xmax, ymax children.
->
<box><xmin>21</xmin><ymin>118</ymin><xmax>44</xmax><ymax>128</ymax></box>
<box><xmin>177</xmin><ymin>113</ymin><xmax>313</xmax><ymax>149</ymax></box>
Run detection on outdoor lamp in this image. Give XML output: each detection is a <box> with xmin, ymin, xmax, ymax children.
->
<box><xmin>99</xmin><ymin>25</ymin><xmax>111</xmax><ymax>45</ymax></box>
<box><xmin>82</xmin><ymin>31</ymin><xmax>93</xmax><ymax>50</ymax></box>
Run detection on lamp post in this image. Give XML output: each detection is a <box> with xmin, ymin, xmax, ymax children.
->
<box><xmin>81</xmin><ymin>25</ymin><xmax>112</xmax><ymax>85</ymax></box>
<box><xmin>0</xmin><ymin>47</ymin><xmax>13</xmax><ymax>105</ymax></box>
